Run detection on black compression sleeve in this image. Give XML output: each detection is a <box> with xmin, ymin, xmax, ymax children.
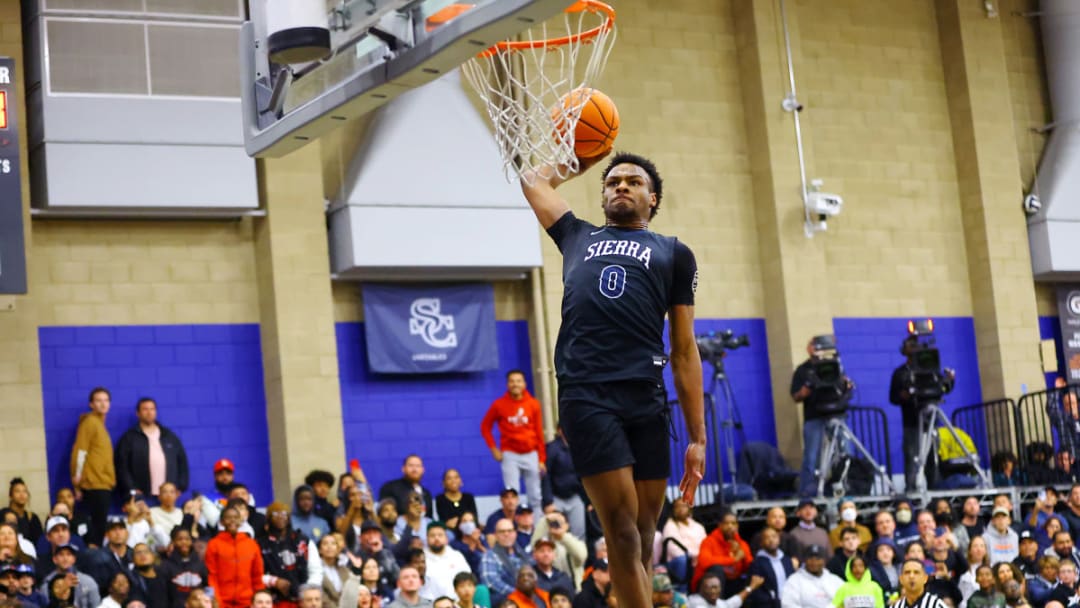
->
<box><xmin>670</xmin><ymin>240</ymin><xmax>697</xmax><ymax>306</ymax></box>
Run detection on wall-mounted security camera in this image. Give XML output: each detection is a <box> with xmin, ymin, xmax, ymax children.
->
<box><xmin>804</xmin><ymin>179</ymin><xmax>843</xmax><ymax>237</ymax></box>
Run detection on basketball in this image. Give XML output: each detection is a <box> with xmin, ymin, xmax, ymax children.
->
<box><xmin>552</xmin><ymin>88</ymin><xmax>620</xmax><ymax>159</ymax></box>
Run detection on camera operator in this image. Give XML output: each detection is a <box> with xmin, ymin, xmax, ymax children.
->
<box><xmin>889</xmin><ymin>335</ymin><xmax>956</xmax><ymax>492</ymax></box>
<box><xmin>791</xmin><ymin>335</ymin><xmax>854</xmax><ymax>497</ymax></box>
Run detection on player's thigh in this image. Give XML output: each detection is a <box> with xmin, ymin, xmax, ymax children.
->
<box><xmin>559</xmin><ymin>384</ymin><xmax>636</xmax><ymax>478</ymax></box>
<box><xmin>618</xmin><ymin>381</ymin><xmax>672</xmax><ymax>481</ymax></box>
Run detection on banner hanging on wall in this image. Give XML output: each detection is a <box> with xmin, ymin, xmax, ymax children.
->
<box><xmin>1058</xmin><ymin>285</ymin><xmax>1080</xmax><ymax>383</ymax></box>
<box><xmin>0</xmin><ymin>57</ymin><xmax>27</xmax><ymax>295</ymax></box>
<box><xmin>362</xmin><ymin>283</ymin><xmax>499</xmax><ymax>374</ymax></box>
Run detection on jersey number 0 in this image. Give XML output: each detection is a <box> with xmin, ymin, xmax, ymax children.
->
<box><xmin>599</xmin><ymin>265</ymin><xmax>626</xmax><ymax>299</ymax></box>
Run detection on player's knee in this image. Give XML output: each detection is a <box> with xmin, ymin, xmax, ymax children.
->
<box><xmin>606</xmin><ymin>514</ymin><xmax>641</xmax><ymax>552</ymax></box>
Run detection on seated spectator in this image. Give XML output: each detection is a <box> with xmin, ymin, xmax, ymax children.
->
<box><xmin>827</xmin><ymin>501</ymin><xmax>871</xmax><ymax>553</ymax></box>
<box><xmin>871</xmin><ymin>511</ymin><xmax>895</xmax><ymax>544</ymax></box>
<box><xmin>0</xmin><ymin>522</ymin><xmax>34</xmax><ymax>565</ymax></box>
<box><xmin>304</xmin><ymin>470</ymin><xmax>338</xmax><ymax>531</ymax></box>
<box><xmin>338</xmin><ymin>486</ymin><xmax>376</xmax><ymax>547</ymax></box>
<box><xmin>387</xmin><ymin>566</ymin><xmax>432</xmax><ymax>608</ymax></box>
<box><xmin>506</xmin><ymin>566</ymin><xmax>548</xmax><ymax>608</ymax></box>
<box><xmin>435</xmin><ymin>470</ymin><xmax>477</xmax><ymax>532</ymax></box>
<box><xmin>122</xmin><ymin>494</ymin><xmax>169</xmax><ymax>552</ymax></box>
<box><xmin>541</xmin><ymin>428</ymin><xmax>587</xmax><ymax>540</ymax></box>
<box><xmin>52</xmin><ymin>489</ymin><xmax>90</xmax><ymax>542</ymax></box>
<box><xmin>993</xmin><ymin>563</ymin><xmax>1024</xmax><ymax>594</ymax></box>
<box><xmin>929</xmin><ymin>498</ymin><xmax>966</xmax><ymax>554</ymax></box>
<box><xmin>999</xmin><ymin>579</ymin><xmax>1025</xmax><ymax>608</ymax></box>
<box><xmin>692</xmin><ymin>511</ymin><xmax>751</xmax><ymax>592</ymax></box>
<box><xmin>651</xmin><ymin>572</ymin><xmax>688</xmax><ymax>608</ymax></box>
<box><xmin>965</xmin><ymin>565</ymin><xmax>1005</xmax><ymax>608</ymax></box>
<box><xmin>258</xmin><ymin>502</ymin><xmax>309</xmax><ymax>608</ymax></box>
<box><xmin>513</xmin><ymin>507</ymin><xmax>536</xmax><ymax>557</ymax></box>
<box><xmin>11</xmin><ymin>563</ymin><xmax>47</xmax><ymax>608</ymax></box>
<box><xmin>744</xmin><ymin>527</ymin><xmax>789</xmax><ymax>608</ymax></box>
<box><xmin>395</xmin><ymin>495</ymin><xmax>433</xmax><ymax>549</ymax></box>
<box><xmin>570</xmin><ymin>562</ymin><xmax>608</xmax><ymax>608</ymax></box>
<box><xmin>958</xmin><ymin>497</ymin><xmax>985</xmax><ymax>548</ymax></box>
<box><xmin>37</xmin><ymin>544</ymin><xmax>99</xmax><ymax>608</ymax></box>
<box><xmin>453</xmin><ymin>572</ymin><xmax>480</xmax><ymax>608</ymax></box>
<box><xmin>160</xmin><ymin>527</ymin><xmax>207</xmax><ymax>608</ymax></box>
<box><xmin>227</xmin><ymin>487</ymin><xmax>266</xmax><ymax>533</ymax></box>
<box><xmin>377</xmin><ymin>501</ymin><xmax>401</xmax><ymax>546</ymax></box>
<box><xmin>688</xmin><ymin>572</ymin><xmax>755</xmax><ymax>608</ymax></box>
<box><xmin>401</xmin><ymin>548</ymin><xmax>435</xmax><ymax>601</ymax></box>
<box><xmin>293</xmin><ymin>486</ymin><xmax>329</xmax><ymax>545</ymax></box>
<box><xmin>206</xmin><ymin>506</ymin><xmax>264</xmax><ymax>608</ymax></box>
<box><xmin>661</xmin><ymin>499</ymin><xmax>707</xmax><ymax>566</ymax></box>
<box><xmin>80</xmin><ymin>519</ymin><xmax>133</xmax><ymax>593</ymax></box>
<box><xmin>1049</xmin><ymin>531</ymin><xmax>1080</xmax><ymax>572</ymax></box>
<box><xmin>532</xmin><ymin>539</ymin><xmax>572</xmax><ymax>598</ymax></box>
<box><xmin>1056</xmin><ymin>451</ymin><xmax>1079</xmax><ymax>486</ymax></box>
<box><xmin>484</xmin><ymin>491</ymin><xmax>520</xmax><ymax>547</ymax></box>
<box><xmin>866</xmin><ymin>539</ymin><xmax>898</xmax><ymax>601</ymax></box>
<box><xmin>358</xmin><ymin>556</ymin><xmax>394</xmax><ymax>605</ymax></box>
<box><xmin>150</xmin><ymin>483</ymin><xmax>184</xmax><ymax>536</ymax></box>
<box><xmin>892</xmin><ymin>499</ymin><xmax>918</xmax><ymax>548</ymax></box>
<box><xmin>129</xmin><ymin>542</ymin><xmax>169</xmax><ymax>608</ymax></box>
<box><xmin>35</xmin><ymin>517</ymin><xmax>86</xmax><ymax>574</ymax></box>
<box><xmin>957</xmin><ymin>536</ymin><xmax>989</xmax><ymax>603</ymax></box>
<box><xmin>902</xmin><ymin>543</ymin><xmax>930</xmax><ymax>575</ymax></box>
<box><xmin>188</xmin><ymin>588</ymin><xmax>217</xmax><ymax>608</ymax></box>
<box><xmin>450</xmin><ymin>513</ymin><xmax>487</xmax><ymax>577</ymax></box>
<box><xmin>379</xmin><ymin>456</ymin><xmax>434</xmax><ymax>516</ymax></box>
<box><xmin>425</xmin><ymin>523</ymin><xmax>470</xmax><ymax>601</ymax></box>
<box><xmin>548</xmin><ymin>588</ymin><xmax>572</xmax><ymax>608</ymax></box>
<box><xmin>788</xmin><ymin>501</ymin><xmax>830</xmax><ymax>559</ymax></box>
<box><xmin>8</xmin><ymin>479</ymin><xmax>43</xmax><ymax>545</ymax></box>
<box><xmin>220</xmin><ymin>499</ymin><xmax>257</xmax><ymax>539</ymax></box>
<box><xmin>779</xmin><ymin>545</ymin><xmax>842</xmax><ymax>608</ymax></box>
<box><xmin>531</xmin><ymin>511</ymin><xmax>585</xmax><ymax>592</ymax></box>
<box><xmin>1029</xmin><ymin>555</ymin><xmax>1059</xmax><ymax>608</ymax></box>
<box><xmin>1027</xmin><ymin>443</ymin><xmax>1058</xmax><ymax>486</ymax></box>
<box><xmin>913</xmin><ymin>511</ymin><xmax>939</xmax><ymax>552</ymax></box>
<box><xmin>985</xmin><ymin>507</ymin><xmax>1020</xmax><ymax>565</ymax></box>
<box><xmin>480</xmin><ymin>519</ymin><xmax>527</xmax><ymax>607</ymax></box>
<box><xmin>1038</xmin><ymin>516</ymin><xmax>1064</xmax><ymax>555</ymax></box>
<box><xmin>46</xmin><ymin>573</ymin><xmax>77</xmax><ymax>608</ymax></box>
<box><xmin>926</xmin><ymin>527</ymin><xmax>966</xmax><ymax>580</ymax></box>
<box><xmin>319</xmin><ymin>535</ymin><xmax>357</xmax><ymax>608</ymax></box>
<box><xmin>1013</xmin><ymin>530</ymin><xmax>1039</xmax><ymax>581</ymax></box>
<box><xmin>831</xmin><ymin>555</ymin><xmax>883</xmax><ymax>608</ymax></box>
<box><xmin>826</xmin><ymin>528</ymin><xmax>861</xmax><ymax>580</ymax></box>
<box><xmin>925</xmin><ymin>560</ymin><xmax>961</xmax><ymax>607</ymax></box>
<box><xmin>358</xmin><ymin>522</ymin><xmax>400</xmax><ymax>589</ymax></box>
<box><xmin>748</xmin><ymin>507</ymin><xmax>799</xmax><ymax>570</ymax></box>
<box><xmin>1049</xmin><ymin>560</ymin><xmax>1079</xmax><ymax>606</ymax></box>
<box><xmin>992</xmin><ymin>452</ymin><xmax>1025</xmax><ymax>487</ymax></box>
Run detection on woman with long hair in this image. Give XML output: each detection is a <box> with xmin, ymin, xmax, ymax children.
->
<box><xmin>957</xmin><ymin>535</ymin><xmax>990</xmax><ymax>607</ymax></box>
<box><xmin>8</xmin><ymin>479</ymin><xmax>43</xmax><ymax>544</ymax></box>
<box><xmin>46</xmin><ymin>576</ymin><xmax>75</xmax><ymax>608</ymax></box>
<box><xmin>319</xmin><ymin>534</ymin><xmax>358</xmax><ymax>608</ymax></box>
<box><xmin>0</xmin><ymin>522</ymin><xmax>33</xmax><ymax>565</ymax></box>
<box><xmin>358</xmin><ymin>557</ymin><xmax>393</xmax><ymax>605</ymax></box>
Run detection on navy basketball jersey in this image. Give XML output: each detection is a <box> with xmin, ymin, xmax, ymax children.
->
<box><xmin>546</xmin><ymin>212</ymin><xmax>697</xmax><ymax>386</ymax></box>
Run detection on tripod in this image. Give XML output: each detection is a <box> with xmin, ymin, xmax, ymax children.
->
<box><xmin>705</xmin><ymin>357</ymin><xmax>746</xmax><ymax>490</ymax></box>
<box><xmin>913</xmin><ymin>402</ymin><xmax>992</xmax><ymax>494</ymax></box>
<box><xmin>815</xmin><ymin>415</ymin><xmax>895</xmax><ymax>498</ymax></box>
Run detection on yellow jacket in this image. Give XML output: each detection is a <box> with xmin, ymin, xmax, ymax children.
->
<box><xmin>70</xmin><ymin>412</ymin><xmax>115</xmax><ymax>490</ymax></box>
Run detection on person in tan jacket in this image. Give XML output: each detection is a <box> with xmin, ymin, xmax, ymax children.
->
<box><xmin>70</xmin><ymin>387</ymin><xmax>116</xmax><ymax>546</ymax></box>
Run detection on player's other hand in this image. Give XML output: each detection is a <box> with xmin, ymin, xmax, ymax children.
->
<box><xmin>680</xmin><ymin>442</ymin><xmax>706</xmax><ymax>506</ymax></box>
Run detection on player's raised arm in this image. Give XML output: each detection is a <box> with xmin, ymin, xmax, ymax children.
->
<box><xmin>520</xmin><ymin>153</ymin><xmax>610</xmax><ymax>229</ymax></box>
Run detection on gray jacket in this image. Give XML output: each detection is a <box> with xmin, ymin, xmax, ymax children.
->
<box><xmin>40</xmin><ymin>571</ymin><xmax>101</xmax><ymax>608</ymax></box>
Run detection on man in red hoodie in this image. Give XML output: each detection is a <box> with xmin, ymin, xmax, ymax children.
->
<box><xmin>692</xmin><ymin>510</ymin><xmax>752</xmax><ymax>594</ymax></box>
<box><xmin>481</xmin><ymin>370</ymin><xmax>547</xmax><ymax>510</ymax></box>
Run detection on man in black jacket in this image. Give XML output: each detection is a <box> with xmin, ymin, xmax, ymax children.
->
<box><xmin>258</xmin><ymin>502</ymin><xmax>309</xmax><ymax>607</ymax></box>
<box><xmin>744</xmin><ymin>528</ymin><xmax>792</xmax><ymax>608</ymax></box>
<box><xmin>379</xmin><ymin>455</ymin><xmax>433</xmax><ymax>515</ymax></box>
<box><xmin>114</xmin><ymin>398</ymin><xmax>190</xmax><ymax>498</ymax></box>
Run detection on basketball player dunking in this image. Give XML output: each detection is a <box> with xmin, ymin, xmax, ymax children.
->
<box><xmin>521</xmin><ymin>152</ymin><xmax>706</xmax><ymax>608</ymax></box>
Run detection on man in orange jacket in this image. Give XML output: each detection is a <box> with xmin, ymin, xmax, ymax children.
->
<box><xmin>507</xmin><ymin>565</ymin><xmax>550</xmax><ymax>608</ymax></box>
<box><xmin>481</xmin><ymin>370</ymin><xmax>546</xmax><ymax>509</ymax></box>
<box><xmin>691</xmin><ymin>511</ymin><xmax>751</xmax><ymax>593</ymax></box>
<box><xmin>206</xmin><ymin>506</ymin><xmax>265</xmax><ymax>608</ymax></box>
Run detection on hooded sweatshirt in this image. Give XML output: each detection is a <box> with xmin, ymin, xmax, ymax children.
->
<box><xmin>291</xmin><ymin>485</ymin><xmax>329</xmax><ymax>543</ymax></box>
<box><xmin>982</xmin><ymin>525</ymin><xmax>1019</xmax><ymax>565</ymax></box>
<box><xmin>481</xmin><ymin>390</ymin><xmax>547</xmax><ymax>461</ymax></box>
<box><xmin>70</xmin><ymin>412</ymin><xmax>115</xmax><ymax>490</ymax></box>
<box><xmin>831</xmin><ymin>559</ymin><xmax>883</xmax><ymax>608</ymax></box>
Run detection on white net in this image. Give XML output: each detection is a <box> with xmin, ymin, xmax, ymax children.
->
<box><xmin>461</xmin><ymin>1</ymin><xmax>616</xmax><ymax>184</ymax></box>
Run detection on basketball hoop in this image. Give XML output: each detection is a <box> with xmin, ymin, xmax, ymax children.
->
<box><xmin>461</xmin><ymin>1</ymin><xmax>616</xmax><ymax>184</ymax></box>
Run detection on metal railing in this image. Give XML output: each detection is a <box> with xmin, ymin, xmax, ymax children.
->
<box><xmin>846</xmin><ymin>405</ymin><xmax>894</xmax><ymax>477</ymax></box>
<box><xmin>950</xmin><ymin>398</ymin><xmax>1017</xmax><ymax>469</ymax></box>
<box><xmin>1017</xmin><ymin>384</ymin><xmax>1080</xmax><ymax>466</ymax></box>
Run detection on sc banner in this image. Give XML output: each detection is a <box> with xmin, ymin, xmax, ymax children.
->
<box><xmin>361</xmin><ymin>283</ymin><xmax>499</xmax><ymax>374</ymax></box>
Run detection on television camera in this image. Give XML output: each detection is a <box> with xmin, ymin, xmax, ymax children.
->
<box><xmin>804</xmin><ymin>334</ymin><xmax>853</xmax><ymax>406</ymax></box>
<box><xmin>900</xmin><ymin>319</ymin><xmax>955</xmax><ymax>404</ymax></box>
<box><xmin>696</xmin><ymin>330</ymin><xmax>750</xmax><ymax>367</ymax></box>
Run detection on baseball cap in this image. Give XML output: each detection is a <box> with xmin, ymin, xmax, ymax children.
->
<box><xmin>992</xmin><ymin>506</ymin><xmax>1010</xmax><ymax>517</ymax></box>
<box><xmin>516</xmin><ymin>505</ymin><xmax>533</xmax><ymax>515</ymax></box>
<box><xmin>45</xmin><ymin>516</ymin><xmax>70</xmax><ymax>534</ymax></box>
<box><xmin>934</xmin><ymin>527</ymin><xmax>948</xmax><ymax>538</ymax></box>
<box><xmin>797</xmin><ymin>498</ymin><xmax>816</xmax><ymax>510</ymax></box>
<box><xmin>214</xmin><ymin>458</ymin><xmax>235</xmax><ymax>473</ymax></box>
<box><xmin>0</xmin><ymin>563</ymin><xmax>17</xmax><ymax>576</ymax></box>
<box><xmin>500</xmin><ymin>487</ymin><xmax>519</xmax><ymax>497</ymax></box>
<box><xmin>361</xmin><ymin>521</ymin><xmax>382</xmax><ymax>534</ymax></box>
<box><xmin>13</xmin><ymin>564</ymin><xmax>34</xmax><ymax>578</ymax></box>
<box><xmin>803</xmin><ymin>544</ymin><xmax>827</xmax><ymax>560</ymax></box>
<box><xmin>593</xmin><ymin>558</ymin><xmax>609</xmax><ymax>571</ymax></box>
<box><xmin>105</xmin><ymin>516</ymin><xmax>127</xmax><ymax>531</ymax></box>
<box><xmin>534</xmin><ymin>537</ymin><xmax>556</xmax><ymax>550</ymax></box>
<box><xmin>652</xmin><ymin>573</ymin><xmax>673</xmax><ymax>592</ymax></box>
<box><xmin>1020</xmin><ymin>530</ymin><xmax>1036</xmax><ymax>542</ymax></box>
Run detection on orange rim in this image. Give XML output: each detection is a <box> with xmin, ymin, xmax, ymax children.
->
<box><xmin>478</xmin><ymin>0</ymin><xmax>615</xmax><ymax>58</ymax></box>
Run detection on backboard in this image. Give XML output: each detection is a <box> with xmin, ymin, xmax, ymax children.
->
<box><xmin>241</xmin><ymin>0</ymin><xmax>573</xmax><ymax>158</ymax></box>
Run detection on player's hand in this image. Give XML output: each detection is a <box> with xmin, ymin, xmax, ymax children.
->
<box><xmin>575</xmin><ymin>150</ymin><xmax>611</xmax><ymax>174</ymax></box>
<box><xmin>679</xmin><ymin>442</ymin><xmax>706</xmax><ymax>506</ymax></box>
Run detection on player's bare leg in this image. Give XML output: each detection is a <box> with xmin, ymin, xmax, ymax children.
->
<box><xmin>583</xmin><ymin>468</ymin><xmax>651</xmax><ymax>608</ymax></box>
<box><xmin>634</xmin><ymin>478</ymin><xmax>667</xmax><ymax>573</ymax></box>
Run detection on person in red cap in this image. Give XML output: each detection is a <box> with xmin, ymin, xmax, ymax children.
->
<box><xmin>481</xmin><ymin>370</ymin><xmax>547</xmax><ymax>510</ymax></box>
<box><xmin>209</xmin><ymin>460</ymin><xmax>237</xmax><ymax>506</ymax></box>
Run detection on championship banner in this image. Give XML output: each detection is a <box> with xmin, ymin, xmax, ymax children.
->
<box><xmin>362</xmin><ymin>283</ymin><xmax>499</xmax><ymax>374</ymax></box>
<box><xmin>1058</xmin><ymin>285</ymin><xmax>1080</xmax><ymax>383</ymax></box>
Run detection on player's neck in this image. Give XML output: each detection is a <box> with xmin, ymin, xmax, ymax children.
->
<box><xmin>605</xmin><ymin>220</ymin><xmax>648</xmax><ymax>230</ymax></box>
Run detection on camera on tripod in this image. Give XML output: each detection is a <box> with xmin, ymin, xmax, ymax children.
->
<box><xmin>804</xmin><ymin>334</ymin><xmax>852</xmax><ymax>404</ymax></box>
<box><xmin>901</xmin><ymin>319</ymin><xmax>955</xmax><ymax>403</ymax></box>
<box><xmin>696</xmin><ymin>330</ymin><xmax>750</xmax><ymax>365</ymax></box>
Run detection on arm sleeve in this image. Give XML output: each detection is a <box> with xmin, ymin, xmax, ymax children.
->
<box><xmin>306</xmin><ymin>541</ymin><xmax>323</xmax><ymax>586</ymax></box>
<box><xmin>545</xmin><ymin>212</ymin><xmax>584</xmax><ymax>252</ymax></box>
<box><xmin>205</xmin><ymin>543</ymin><xmax>219</xmax><ymax>591</ymax></box>
<box><xmin>790</xmin><ymin>364</ymin><xmax>810</xmax><ymax>399</ymax></box>
<box><xmin>252</xmin><ymin>544</ymin><xmax>266</xmax><ymax>590</ymax></box>
<box><xmin>71</xmin><ymin>421</ymin><xmax>92</xmax><ymax>482</ymax></box>
<box><xmin>480</xmin><ymin>405</ymin><xmax>499</xmax><ymax>450</ymax></box>
<box><xmin>669</xmin><ymin>241</ymin><xmax>697</xmax><ymax>307</ymax></box>
<box><xmin>114</xmin><ymin>433</ymin><xmax>134</xmax><ymax>494</ymax></box>
<box><xmin>888</xmin><ymin>367</ymin><xmax>906</xmax><ymax>406</ymax></box>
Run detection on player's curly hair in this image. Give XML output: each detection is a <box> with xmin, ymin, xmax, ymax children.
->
<box><xmin>601</xmin><ymin>152</ymin><xmax>664</xmax><ymax>219</ymax></box>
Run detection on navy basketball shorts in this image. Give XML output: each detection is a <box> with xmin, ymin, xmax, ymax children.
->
<box><xmin>558</xmin><ymin>379</ymin><xmax>672</xmax><ymax>480</ymax></box>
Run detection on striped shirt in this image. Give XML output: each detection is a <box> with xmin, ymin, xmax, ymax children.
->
<box><xmin>890</xmin><ymin>592</ymin><xmax>948</xmax><ymax>608</ymax></box>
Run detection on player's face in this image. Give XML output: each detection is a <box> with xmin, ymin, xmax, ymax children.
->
<box><xmin>602</xmin><ymin>164</ymin><xmax>655</xmax><ymax>224</ymax></box>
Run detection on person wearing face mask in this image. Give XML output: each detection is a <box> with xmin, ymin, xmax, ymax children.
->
<box><xmin>829</xmin><ymin>501</ymin><xmax>871</xmax><ymax>553</ymax></box>
<box><xmin>449</xmin><ymin>513</ymin><xmax>487</xmax><ymax>578</ymax></box>
<box><xmin>892</xmin><ymin>500</ymin><xmax>919</xmax><ymax>549</ymax></box>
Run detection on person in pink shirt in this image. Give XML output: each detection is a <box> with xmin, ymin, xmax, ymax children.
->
<box><xmin>115</xmin><ymin>398</ymin><xmax>191</xmax><ymax>498</ymax></box>
<box><xmin>659</xmin><ymin>499</ymin><xmax>707</xmax><ymax>565</ymax></box>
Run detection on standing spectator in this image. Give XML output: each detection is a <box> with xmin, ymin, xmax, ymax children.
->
<box><xmin>379</xmin><ymin>457</ymin><xmax>433</xmax><ymax>516</ymax></box>
<box><xmin>150</xmin><ymin>483</ymin><xmax>184</xmax><ymax>536</ymax></box>
<box><xmin>386</xmin><ymin>567</ymin><xmax>431</xmax><ymax>608</ymax></box>
<box><xmin>480</xmin><ymin>519</ymin><xmax>527</xmax><ymax>606</ymax></box>
<box><xmin>749</xmin><ymin>508</ymin><xmax>799</xmax><ymax>569</ymax></box>
<box><xmin>8</xmin><ymin>479</ymin><xmax>43</xmax><ymax>544</ymax></box>
<box><xmin>779</xmin><ymin>545</ymin><xmax>843</xmax><ymax>608</ymax></box>
<box><xmin>38</xmin><ymin>545</ymin><xmax>100</xmax><ymax>608</ymax></box>
<box><xmin>70</xmin><ymin>387</ymin><xmax>116</xmax><ymax>547</ymax></box>
<box><xmin>788</xmin><ymin>501</ymin><xmax>830</xmax><ymax>558</ymax></box>
<box><xmin>828</xmin><ymin>502</ymin><xmax>872</xmax><ymax>552</ymax></box>
<box><xmin>160</xmin><ymin>527</ymin><xmax>207</xmax><ymax>608</ymax></box>
<box><xmin>291</xmin><ymin>487</ymin><xmax>328</xmax><ymax>544</ymax></box>
<box><xmin>317</xmin><ymin>535</ymin><xmax>355</xmax><ymax>608</ymax></box>
<box><xmin>831</xmin><ymin>555</ymin><xmax>884</xmax><ymax>608</ymax></box>
<box><xmin>205</xmin><ymin>506</ymin><xmax>264</xmax><ymax>608</ymax></box>
<box><xmin>661</xmin><ymin>499</ymin><xmax>707</xmax><ymax>567</ymax></box>
<box><xmin>532</xmin><ymin>538</ymin><xmax>573</xmax><ymax>598</ymax></box>
<box><xmin>985</xmin><ymin>508</ymin><xmax>1020</xmax><ymax>565</ymax></box>
<box><xmin>541</xmin><ymin>429</ymin><xmax>586</xmax><ymax>540</ymax></box>
<box><xmin>506</xmin><ymin>565</ymin><xmax>548</xmax><ymax>608</ymax></box>
<box><xmin>114</xmin><ymin>398</ymin><xmax>190</xmax><ymax>499</ymax></box>
<box><xmin>80</xmin><ymin>519</ymin><xmax>133</xmax><ymax>593</ymax></box>
<box><xmin>745</xmin><ymin>527</ymin><xmax>791</xmax><ymax>608</ymax></box>
<box><xmin>258</xmin><ymin>502</ymin><xmax>309</xmax><ymax>608</ymax></box>
<box><xmin>303</xmin><ymin>471</ymin><xmax>337</xmax><ymax>533</ymax></box>
<box><xmin>826</xmin><ymin>529</ymin><xmax>862</xmax><ymax>580</ymax></box>
<box><xmin>889</xmin><ymin>559</ymin><xmax>948</xmax><ymax>608</ymax></box>
<box><xmin>481</xmin><ymin>371</ymin><xmax>546</xmax><ymax>510</ymax></box>
<box><xmin>424</xmin><ymin>524</ymin><xmax>470</xmax><ymax>601</ymax></box>
<box><xmin>692</xmin><ymin>511</ymin><xmax>751</xmax><ymax>592</ymax></box>
<box><xmin>435</xmin><ymin>470</ymin><xmax>477</xmax><ymax>532</ymax></box>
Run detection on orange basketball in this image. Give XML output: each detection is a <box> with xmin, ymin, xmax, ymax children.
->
<box><xmin>552</xmin><ymin>88</ymin><xmax>620</xmax><ymax>158</ymax></box>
